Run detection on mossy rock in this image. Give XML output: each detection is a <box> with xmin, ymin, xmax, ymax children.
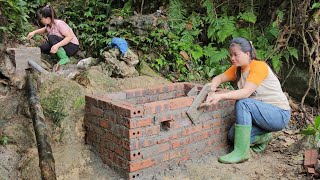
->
<box><xmin>137</xmin><ymin>60</ymin><xmax>163</xmax><ymax>78</ymax></box>
<box><xmin>39</xmin><ymin>76</ymin><xmax>85</xmax><ymax>125</ymax></box>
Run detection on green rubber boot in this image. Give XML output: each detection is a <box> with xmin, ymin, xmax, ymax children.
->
<box><xmin>218</xmin><ymin>124</ymin><xmax>252</xmax><ymax>164</ymax></box>
<box><xmin>251</xmin><ymin>133</ymin><xmax>272</xmax><ymax>153</ymax></box>
<box><xmin>56</xmin><ymin>47</ymin><xmax>70</xmax><ymax>65</ymax></box>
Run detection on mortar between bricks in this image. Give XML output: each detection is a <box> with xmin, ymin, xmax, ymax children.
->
<box><xmin>84</xmin><ymin>82</ymin><xmax>235</xmax><ymax>179</ymax></box>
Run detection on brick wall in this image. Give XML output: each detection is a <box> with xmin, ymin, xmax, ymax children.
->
<box><xmin>84</xmin><ymin>82</ymin><xmax>235</xmax><ymax>179</ymax></box>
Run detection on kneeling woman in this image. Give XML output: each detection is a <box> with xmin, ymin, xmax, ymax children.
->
<box><xmin>205</xmin><ymin>37</ymin><xmax>291</xmax><ymax>164</ymax></box>
<box><xmin>27</xmin><ymin>5</ymin><xmax>79</xmax><ymax>71</ymax></box>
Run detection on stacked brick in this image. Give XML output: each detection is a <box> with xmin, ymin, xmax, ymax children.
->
<box><xmin>304</xmin><ymin>149</ymin><xmax>320</xmax><ymax>176</ymax></box>
<box><xmin>84</xmin><ymin>82</ymin><xmax>235</xmax><ymax>179</ymax></box>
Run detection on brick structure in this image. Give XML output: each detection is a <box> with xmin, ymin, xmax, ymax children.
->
<box><xmin>84</xmin><ymin>82</ymin><xmax>235</xmax><ymax>179</ymax></box>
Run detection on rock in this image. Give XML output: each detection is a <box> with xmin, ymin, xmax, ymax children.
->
<box><xmin>122</xmin><ymin>49</ymin><xmax>139</xmax><ymax>66</ymax></box>
<box><xmin>0</xmin><ymin>92</ymin><xmax>23</xmax><ymax>119</ymax></box>
<box><xmin>102</xmin><ymin>49</ymin><xmax>139</xmax><ymax>78</ymax></box>
<box><xmin>109</xmin><ymin>13</ymin><xmax>168</xmax><ymax>36</ymax></box>
<box><xmin>76</xmin><ymin>57</ymin><xmax>99</xmax><ymax>70</ymax></box>
<box><xmin>281</xmin><ymin>64</ymin><xmax>318</xmax><ymax>106</ymax></box>
<box><xmin>138</xmin><ymin>60</ymin><xmax>162</xmax><ymax>78</ymax></box>
<box><xmin>0</xmin><ymin>146</ymin><xmax>20</xmax><ymax>180</ymax></box>
<box><xmin>39</xmin><ymin>76</ymin><xmax>85</xmax><ymax>125</ymax></box>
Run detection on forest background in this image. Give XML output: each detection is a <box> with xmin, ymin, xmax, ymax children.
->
<box><xmin>0</xmin><ymin>0</ymin><xmax>319</xmax><ymax>110</ymax></box>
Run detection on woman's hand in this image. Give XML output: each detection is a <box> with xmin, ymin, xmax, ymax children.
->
<box><xmin>27</xmin><ymin>31</ymin><xmax>35</xmax><ymax>40</ymax></box>
<box><xmin>50</xmin><ymin>45</ymin><xmax>59</xmax><ymax>54</ymax></box>
<box><xmin>209</xmin><ymin>82</ymin><xmax>218</xmax><ymax>92</ymax></box>
<box><xmin>205</xmin><ymin>92</ymin><xmax>223</xmax><ymax>105</ymax></box>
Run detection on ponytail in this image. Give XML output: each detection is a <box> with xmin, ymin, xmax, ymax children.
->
<box><xmin>37</xmin><ymin>4</ymin><xmax>57</xmax><ymax>25</ymax></box>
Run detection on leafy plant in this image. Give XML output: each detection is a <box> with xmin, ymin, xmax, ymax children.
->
<box><xmin>74</xmin><ymin>97</ymin><xmax>85</xmax><ymax>110</ymax></box>
<box><xmin>42</xmin><ymin>89</ymin><xmax>68</xmax><ymax>125</ymax></box>
<box><xmin>301</xmin><ymin>115</ymin><xmax>320</xmax><ymax>147</ymax></box>
<box><xmin>0</xmin><ymin>136</ymin><xmax>10</xmax><ymax>145</ymax></box>
<box><xmin>0</xmin><ymin>0</ymin><xmax>29</xmax><ymax>34</ymax></box>
<box><xmin>59</xmin><ymin>0</ymin><xmax>113</xmax><ymax>56</ymax></box>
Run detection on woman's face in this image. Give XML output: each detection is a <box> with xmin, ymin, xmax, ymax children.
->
<box><xmin>40</xmin><ymin>17</ymin><xmax>51</xmax><ymax>26</ymax></box>
<box><xmin>229</xmin><ymin>44</ymin><xmax>251</xmax><ymax>67</ymax></box>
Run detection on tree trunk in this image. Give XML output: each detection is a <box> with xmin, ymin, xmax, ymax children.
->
<box><xmin>26</xmin><ymin>69</ymin><xmax>56</xmax><ymax>180</ymax></box>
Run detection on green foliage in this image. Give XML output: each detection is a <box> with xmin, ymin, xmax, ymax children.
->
<box><xmin>206</xmin><ymin>16</ymin><xmax>236</xmax><ymax>43</ymax></box>
<box><xmin>301</xmin><ymin>115</ymin><xmax>320</xmax><ymax>146</ymax></box>
<box><xmin>42</xmin><ymin>89</ymin><xmax>68</xmax><ymax>125</ymax></box>
<box><xmin>112</xmin><ymin>0</ymin><xmax>133</xmax><ymax>18</ymax></box>
<box><xmin>74</xmin><ymin>97</ymin><xmax>85</xmax><ymax>110</ymax></box>
<box><xmin>0</xmin><ymin>0</ymin><xmax>45</xmax><ymax>36</ymax></box>
<box><xmin>1</xmin><ymin>0</ymin><xmax>304</xmax><ymax>81</ymax></box>
<box><xmin>168</xmin><ymin>0</ymin><xmax>186</xmax><ymax>31</ymax></box>
<box><xmin>238</xmin><ymin>11</ymin><xmax>257</xmax><ymax>23</ymax></box>
<box><xmin>0</xmin><ymin>136</ymin><xmax>10</xmax><ymax>145</ymax></box>
<box><xmin>59</xmin><ymin>0</ymin><xmax>113</xmax><ymax>56</ymax></box>
<box><xmin>311</xmin><ymin>2</ymin><xmax>320</xmax><ymax>9</ymax></box>
<box><xmin>0</xmin><ymin>0</ymin><xmax>29</xmax><ymax>34</ymax></box>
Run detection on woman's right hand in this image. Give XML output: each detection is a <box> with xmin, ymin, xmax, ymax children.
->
<box><xmin>209</xmin><ymin>82</ymin><xmax>218</xmax><ymax>92</ymax></box>
<box><xmin>27</xmin><ymin>31</ymin><xmax>35</xmax><ymax>40</ymax></box>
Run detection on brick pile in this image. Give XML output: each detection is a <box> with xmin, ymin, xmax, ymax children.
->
<box><xmin>84</xmin><ymin>82</ymin><xmax>235</xmax><ymax>179</ymax></box>
<box><xmin>304</xmin><ymin>149</ymin><xmax>320</xmax><ymax>176</ymax></box>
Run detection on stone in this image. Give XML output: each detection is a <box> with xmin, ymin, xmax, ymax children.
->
<box><xmin>6</xmin><ymin>47</ymin><xmax>42</xmax><ymax>76</ymax></box>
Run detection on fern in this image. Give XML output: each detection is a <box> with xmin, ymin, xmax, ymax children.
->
<box><xmin>287</xmin><ymin>47</ymin><xmax>298</xmax><ymax>60</ymax></box>
<box><xmin>207</xmin><ymin>16</ymin><xmax>236</xmax><ymax>43</ymax></box>
<box><xmin>233</xmin><ymin>28</ymin><xmax>252</xmax><ymax>40</ymax></box>
<box><xmin>311</xmin><ymin>2</ymin><xmax>320</xmax><ymax>9</ymax></box>
<box><xmin>204</xmin><ymin>46</ymin><xmax>229</xmax><ymax>66</ymax></box>
<box><xmin>270</xmin><ymin>54</ymin><xmax>282</xmax><ymax>73</ymax></box>
<box><xmin>202</xmin><ymin>0</ymin><xmax>214</xmax><ymax>18</ymax></box>
<box><xmin>238</xmin><ymin>11</ymin><xmax>257</xmax><ymax>23</ymax></box>
<box><xmin>189</xmin><ymin>44</ymin><xmax>203</xmax><ymax>61</ymax></box>
<box><xmin>168</xmin><ymin>0</ymin><xmax>186</xmax><ymax>32</ymax></box>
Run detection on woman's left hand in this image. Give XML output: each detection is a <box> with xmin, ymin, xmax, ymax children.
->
<box><xmin>50</xmin><ymin>45</ymin><xmax>59</xmax><ymax>54</ymax></box>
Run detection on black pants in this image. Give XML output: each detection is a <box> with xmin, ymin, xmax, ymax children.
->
<box><xmin>39</xmin><ymin>35</ymin><xmax>79</xmax><ymax>57</ymax></box>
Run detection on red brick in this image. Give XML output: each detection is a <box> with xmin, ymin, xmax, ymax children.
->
<box><xmin>161</xmin><ymin>150</ymin><xmax>180</xmax><ymax>162</ymax></box>
<box><xmin>175</xmin><ymin>90</ymin><xmax>186</xmax><ymax>97</ymax></box>
<box><xmin>99</xmin><ymin>120</ymin><xmax>109</xmax><ymax>128</ymax></box>
<box><xmin>136</xmin><ymin>118</ymin><xmax>152</xmax><ymax>127</ymax></box>
<box><xmin>168</xmin><ymin>97</ymin><xmax>193</xmax><ymax>110</ymax></box>
<box><xmin>181</xmin><ymin>124</ymin><xmax>203</xmax><ymax>136</ymax></box>
<box><xmin>90</xmin><ymin>106</ymin><xmax>104</xmax><ymax>117</ymax></box>
<box><xmin>129</xmin><ymin>151</ymin><xmax>143</xmax><ymax>161</ymax></box>
<box><xmin>129</xmin><ymin>159</ymin><xmax>155</xmax><ymax>172</ymax></box>
<box><xmin>157</xmin><ymin>132</ymin><xmax>180</xmax><ymax>144</ymax></box>
<box><xmin>112</xmin><ymin>102</ymin><xmax>144</xmax><ymax>118</ymax></box>
<box><xmin>145</xmin><ymin>126</ymin><xmax>160</xmax><ymax>136</ymax></box>
<box><xmin>202</xmin><ymin>119</ymin><xmax>222</xmax><ymax>129</ymax></box>
<box><xmin>114</xmin><ymin>154</ymin><xmax>127</xmax><ymax>169</ymax></box>
<box><xmin>307</xmin><ymin>167</ymin><xmax>315</xmax><ymax>174</ymax></box>
<box><xmin>174</xmin><ymin>118</ymin><xmax>192</xmax><ymax>129</ymax></box>
<box><xmin>106</xmin><ymin>92</ymin><xmax>127</xmax><ymax>100</ymax></box>
<box><xmin>126</xmin><ymin>128</ymin><xmax>142</xmax><ymax>139</ymax></box>
<box><xmin>304</xmin><ymin>149</ymin><xmax>318</xmax><ymax>167</ymax></box>
<box><xmin>144</xmin><ymin>87</ymin><xmax>160</xmax><ymax>95</ymax></box>
<box><xmin>114</xmin><ymin>146</ymin><xmax>125</xmax><ymax>157</ymax></box>
<box><xmin>144</xmin><ymin>101</ymin><xmax>170</xmax><ymax>115</ymax></box>
<box><xmin>85</xmin><ymin>95</ymin><xmax>97</xmax><ymax>106</ymax></box>
<box><xmin>125</xmin><ymin>88</ymin><xmax>145</xmax><ymax>98</ymax></box>
<box><xmin>156</xmin><ymin>114</ymin><xmax>174</xmax><ymax>123</ymax></box>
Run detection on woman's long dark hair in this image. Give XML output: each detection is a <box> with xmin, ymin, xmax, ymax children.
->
<box><xmin>37</xmin><ymin>5</ymin><xmax>57</xmax><ymax>25</ymax></box>
<box><xmin>229</xmin><ymin>37</ymin><xmax>257</xmax><ymax>83</ymax></box>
